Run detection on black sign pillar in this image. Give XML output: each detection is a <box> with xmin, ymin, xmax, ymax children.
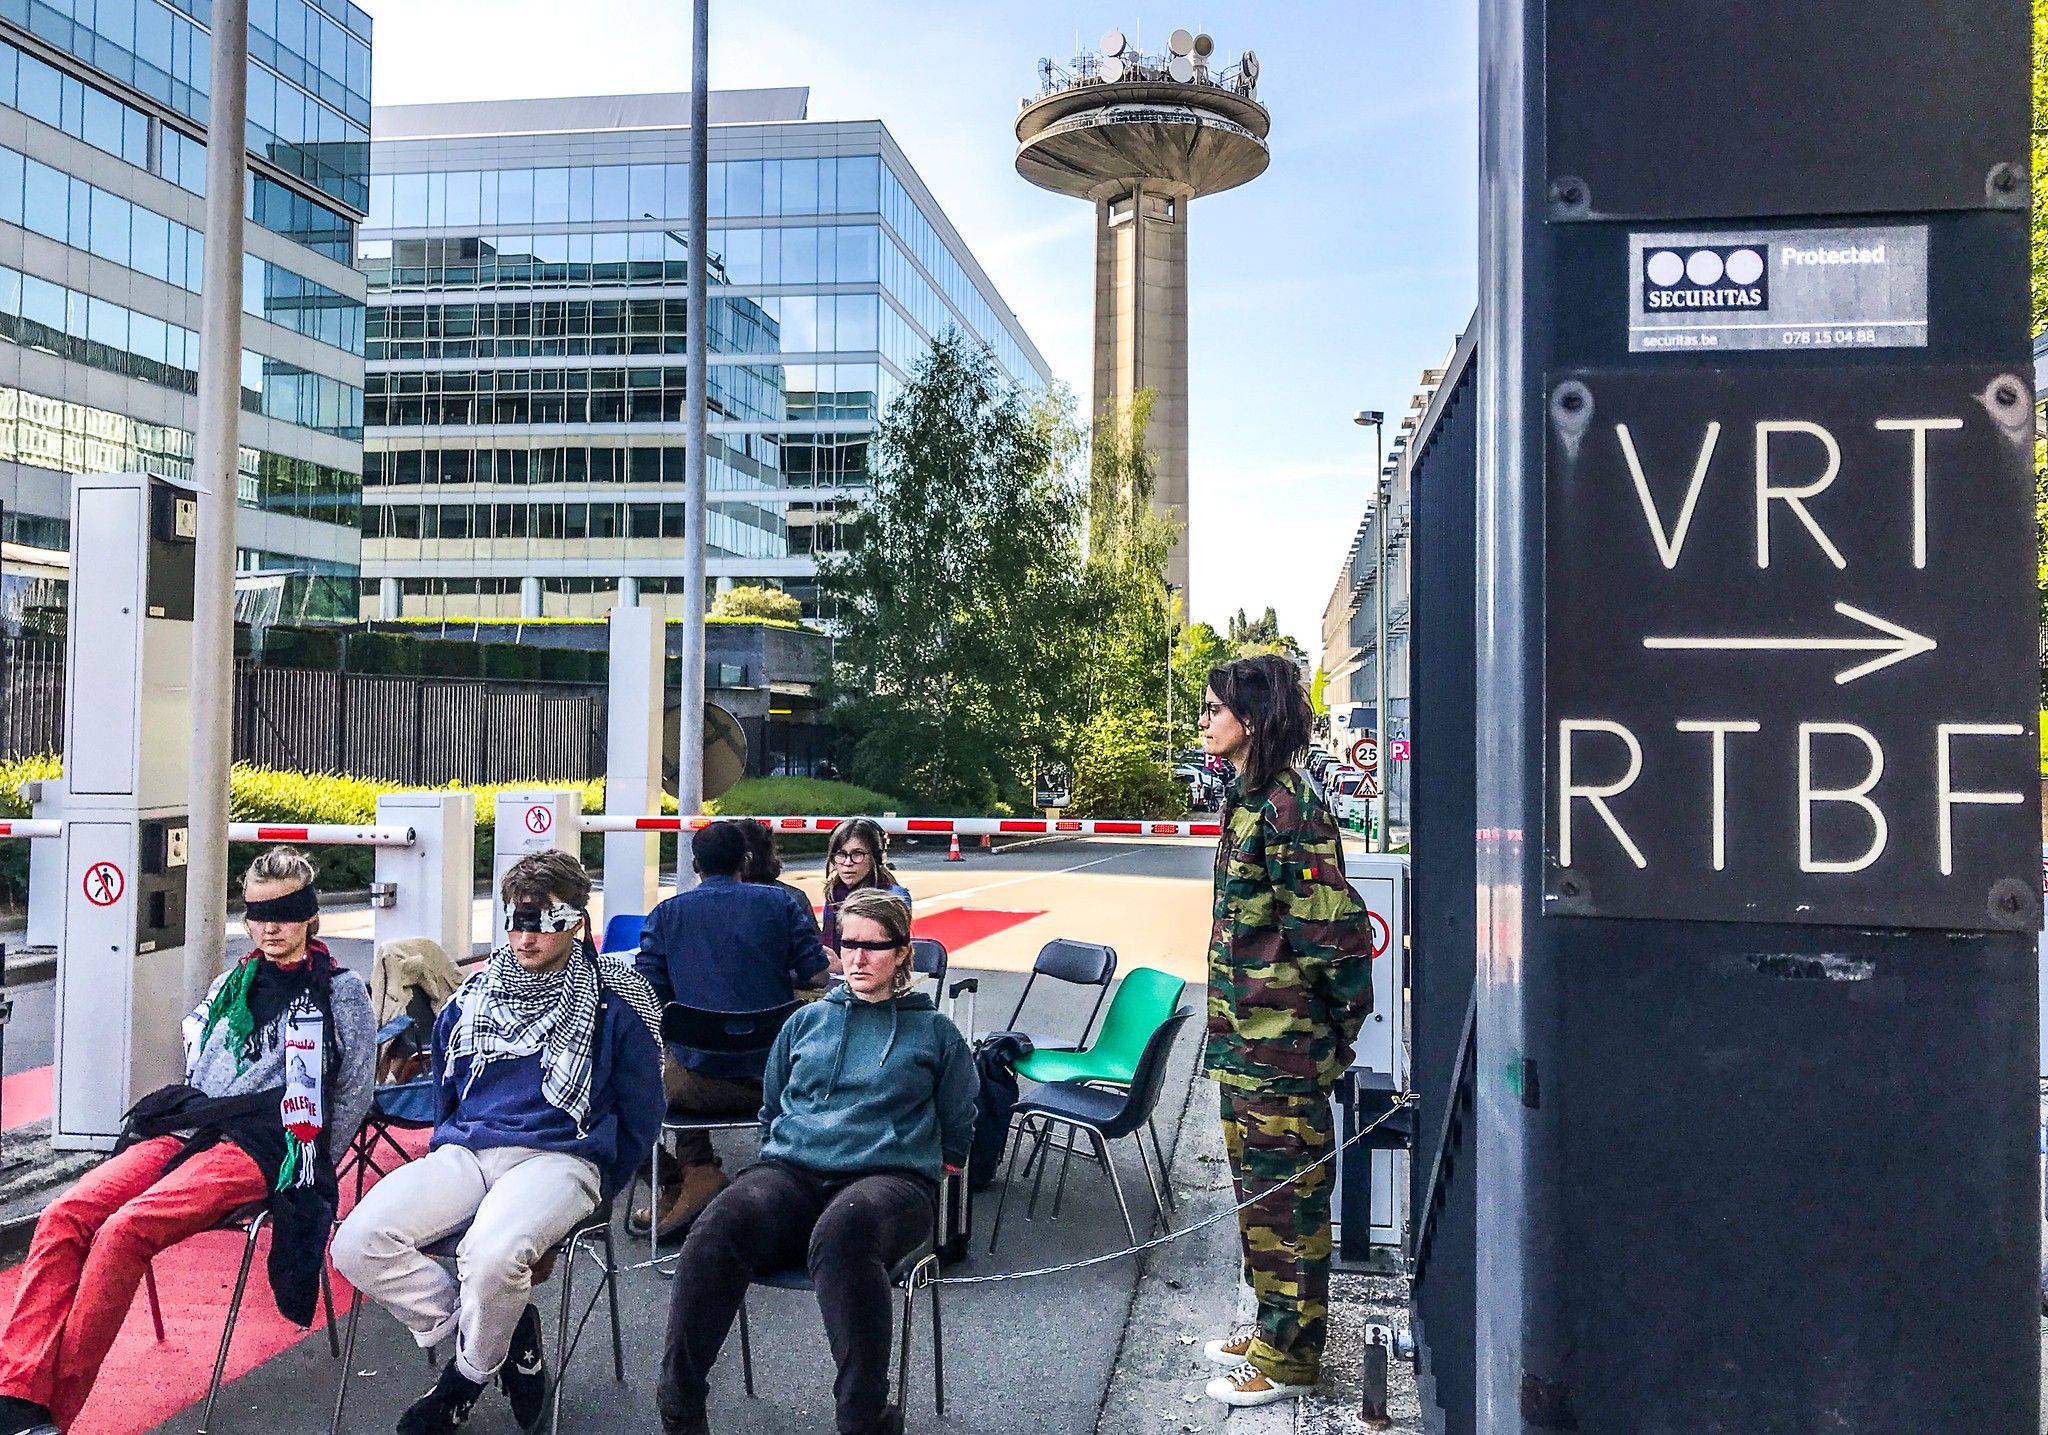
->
<box><xmin>1474</xmin><ymin>2</ymin><xmax>2038</xmax><ymax>1430</ymax></box>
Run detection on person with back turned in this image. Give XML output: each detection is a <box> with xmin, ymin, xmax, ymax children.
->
<box><xmin>1195</xmin><ymin>654</ymin><xmax>1376</xmax><ymax>1409</ymax></box>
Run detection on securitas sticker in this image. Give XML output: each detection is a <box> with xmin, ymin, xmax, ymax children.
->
<box><xmin>1641</xmin><ymin>245</ymin><xmax>1768</xmax><ymax>313</ymax></box>
<box><xmin>1628</xmin><ymin>225</ymin><xmax>1926</xmax><ymax>354</ymax></box>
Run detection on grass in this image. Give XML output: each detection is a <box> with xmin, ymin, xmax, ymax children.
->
<box><xmin>708</xmin><ymin>776</ymin><xmax>903</xmax><ymax>818</ymax></box>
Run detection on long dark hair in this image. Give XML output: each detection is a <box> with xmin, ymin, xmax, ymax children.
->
<box><xmin>1207</xmin><ymin>654</ymin><xmax>1313</xmax><ymax>794</ymax></box>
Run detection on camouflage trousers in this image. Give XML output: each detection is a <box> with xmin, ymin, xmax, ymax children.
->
<box><xmin>1219</xmin><ymin>1086</ymin><xmax>1334</xmax><ymax>1386</ymax></box>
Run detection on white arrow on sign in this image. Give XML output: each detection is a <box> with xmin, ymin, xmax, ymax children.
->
<box><xmin>1641</xmin><ymin>601</ymin><xmax>1936</xmax><ymax>685</ymax></box>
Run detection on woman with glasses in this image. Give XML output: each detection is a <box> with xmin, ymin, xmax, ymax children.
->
<box><xmin>820</xmin><ymin>816</ymin><xmax>911</xmax><ymax>977</ymax></box>
<box><xmin>1194</xmin><ymin>654</ymin><xmax>1376</xmax><ymax>1411</ymax></box>
<box><xmin>658</xmin><ymin>888</ymin><xmax>975</xmax><ymax>1435</ymax></box>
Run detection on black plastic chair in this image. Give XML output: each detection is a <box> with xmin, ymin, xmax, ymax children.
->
<box><xmin>909</xmin><ymin>937</ymin><xmax>948</xmax><ymax>995</ymax></box>
<box><xmin>644</xmin><ymin>1000</ymin><xmax>802</xmax><ymax>1261</ymax></box>
<box><xmin>339</xmin><ymin>1009</ymin><xmax>440</xmax><ymax>1202</ymax></box>
<box><xmin>139</xmin><ymin>1202</ymin><xmax>340</xmax><ymax>1435</ymax></box>
<box><xmin>734</xmin><ymin>1181</ymin><xmax>954</xmax><ymax>1418</ymax></box>
<box><xmin>988</xmin><ymin>1009</ymin><xmax>1193</xmax><ymax>1252</ymax></box>
<box><xmin>329</xmin><ymin>1201</ymin><xmax>622</xmax><ymax>1435</ymax></box>
<box><xmin>994</xmin><ymin>940</ymin><xmax>1117</xmax><ymax>1053</ymax></box>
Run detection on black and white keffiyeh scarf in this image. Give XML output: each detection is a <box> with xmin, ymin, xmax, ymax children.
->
<box><xmin>445</xmin><ymin>940</ymin><xmax>663</xmax><ymax>1133</ymax></box>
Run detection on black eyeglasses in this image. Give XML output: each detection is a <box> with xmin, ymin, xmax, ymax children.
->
<box><xmin>1199</xmin><ymin>701</ymin><xmax>1228</xmax><ymax>718</ymax></box>
<box><xmin>838</xmin><ymin>938</ymin><xmax>901</xmax><ymax>951</ymax></box>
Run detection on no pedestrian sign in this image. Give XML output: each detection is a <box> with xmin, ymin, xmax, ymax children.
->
<box><xmin>82</xmin><ymin>860</ymin><xmax>124</xmax><ymax>907</ymax></box>
<box><xmin>1543</xmin><ymin>365</ymin><xmax>2040</xmax><ymax>930</ymax></box>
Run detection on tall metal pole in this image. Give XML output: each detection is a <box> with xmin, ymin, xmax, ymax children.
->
<box><xmin>183</xmin><ymin>0</ymin><xmax>248</xmax><ymax>1008</ymax></box>
<box><xmin>675</xmin><ymin>0</ymin><xmax>709</xmax><ymax>877</ymax></box>
<box><xmin>1373</xmin><ymin>425</ymin><xmax>1388</xmax><ymax>853</ymax></box>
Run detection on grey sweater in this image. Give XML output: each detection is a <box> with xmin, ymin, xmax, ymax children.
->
<box><xmin>181</xmin><ymin>960</ymin><xmax>378</xmax><ymax>1152</ymax></box>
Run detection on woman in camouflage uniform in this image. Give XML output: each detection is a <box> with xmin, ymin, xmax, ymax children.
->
<box><xmin>1196</xmin><ymin>654</ymin><xmax>1376</xmax><ymax>1409</ymax></box>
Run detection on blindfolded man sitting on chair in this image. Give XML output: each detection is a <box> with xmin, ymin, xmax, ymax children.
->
<box><xmin>333</xmin><ymin>851</ymin><xmax>663</xmax><ymax>1435</ymax></box>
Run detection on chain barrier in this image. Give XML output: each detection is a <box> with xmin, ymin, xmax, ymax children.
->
<box><xmin>618</xmin><ymin>1095</ymin><xmax>1417</xmax><ymax>1281</ymax></box>
<box><xmin>932</xmin><ymin>1093</ymin><xmax>1417</xmax><ymax>1286</ymax></box>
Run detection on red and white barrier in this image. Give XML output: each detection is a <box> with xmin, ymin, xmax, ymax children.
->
<box><xmin>226</xmin><ymin>822</ymin><xmax>417</xmax><ymax>847</ymax></box>
<box><xmin>0</xmin><ymin>819</ymin><xmax>62</xmax><ymax>839</ymax></box>
<box><xmin>576</xmin><ymin>813</ymin><xmax>1224</xmax><ymax>839</ymax></box>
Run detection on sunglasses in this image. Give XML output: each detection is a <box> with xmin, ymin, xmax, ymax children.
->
<box><xmin>837</xmin><ymin>937</ymin><xmax>901</xmax><ymax>951</ymax></box>
<box><xmin>506</xmin><ymin>902</ymin><xmax>581</xmax><ymax>934</ymax></box>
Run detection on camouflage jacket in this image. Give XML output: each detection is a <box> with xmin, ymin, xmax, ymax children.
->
<box><xmin>1204</xmin><ymin>766</ymin><xmax>1375</xmax><ymax>1095</ymax></box>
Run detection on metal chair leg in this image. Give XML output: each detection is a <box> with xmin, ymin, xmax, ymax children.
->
<box><xmin>144</xmin><ymin>1261</ymin><xmax>166</xmax><ymax>1342</ymax></box>
<box><xmin>1050</xmin><ymin>1125</ymin><xmax>1080</xmax><ymax>1218</ymax></box>
<box><xmin>1148</xmin><ymin>1117</ymin><xmax>1178</xmax><ymax>1212</ymax></box>
<box><xmin>329</xmin><ymin>1289</ymin><xmax>363</xmax><ymax>1435</ymax></box>
<box><xmin>929</xmin><ymin>1267</ymin><xmax>945</xmax><ymax>1416</ymax></box>
<box><xmin>987</xmin><ymin>1115</ymin><xmax>1030</xmax><ymax>1254</ymax></box>
<box><xmin>601</xmin><ymin>1225</ymin><xmax>624</xmax><ymax>1380</ymax></box>
<box><xmin>549</xmin><ymin>1232</ymin><xmax>579</xmax><ymax>1435</ymax></box>
<box><xmin>1092</xmin><ymin>1129</ymin><xmax>1139</xmax><ymax>1247</ymax></box>
<box><xmin>738</xmin><ymin>1297</ymin><xmax>756</xmax><ymax>1397</ymax></box>
<box><xmin>895</xmin><ymin>1263</ymin><xmax>917</xmax><ymax>1414</ymax></box>
<box><xmin>648</xmin><ymin>1136</ymin><xmax>662</xmax><ymax>1266</ymax></box>
<box><xmin>1023</xmin><ymin>1119</ymin><xmax>1057</xmax><ymax>1221</ymax></box>
<box><xmin>199</xmin><ymin>1215</ymin><xmax>266</xmax><ymax>1435</ymax></box>
<box><xmin>1131</xmin><ymin>1128</ymin><xmax>1170</xmax><ymax>1232</ymax></box>
<box><xmin>322</xmin><ymin>1262</ymin><xmax>341</xmax><ymax>1357</ymax></box>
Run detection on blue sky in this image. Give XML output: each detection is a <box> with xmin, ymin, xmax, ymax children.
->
<box><xmin>361</xmin><ymin>2</ymin><xmax>1479</xmax><ymax>660</ymax></box>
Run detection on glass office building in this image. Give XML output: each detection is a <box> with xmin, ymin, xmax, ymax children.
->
<box><xmin>357</xmin><ymin>90</ymin><xmax>1051</xmax><ymax>621</ymax></box>
<box><xmin>0</xmin><ymin>0</ymin><xmax>371</xmax><ymax>620</ymax></box>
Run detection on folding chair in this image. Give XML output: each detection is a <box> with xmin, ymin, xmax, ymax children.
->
<box><xmin>908</xmin><ymin>937</ymin><xmax>948</xmax><ymax>996</ymax></box>
<box><xmin>599</xmin><ymin>913</ymin><xmax>645</xmax><ymax>957</ymax></box>
<box><xmin>139</xmin><ymin>1202</ymin><xmax>341</xmax><ymax>1435</ymax></box>
<box><xmin>993</xmin><ymin>939</ymin><xmax>1118</xmax><ymax>1052</ymax></box>
<box><xmin>644</xmin><ymin>1000</ymin><xmax>802</xmax><ymax>1261</ymax></box>
<box><xmin>329</xmin><ymin>1202</ymin><xmax>622</xmax><ymax>1435</ymax></box>
<box><xmin>989</xmin><ymin>1009</ymin><xmax>1194</xmax><ymax>1251</ymax></box>
<box><xmin>735</xmin><ymin>1180</ymin><xmax>955</xmax><ymax>1418</ymax></box>
<box><xmin>339</xmin><ymin>1008</ymin><xmax>439</xmax><ymax>1203</ymax></box>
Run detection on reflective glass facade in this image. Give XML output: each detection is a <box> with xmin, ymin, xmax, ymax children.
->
<box><xmin>360</xmin><ymin>97</ymin><xmax>1051</xmax><ymax>622</ymax></box>
<box><xmin>0</xmin><ymin>1</ymin><xmax>369</xmax><ymax>620</ymax></box>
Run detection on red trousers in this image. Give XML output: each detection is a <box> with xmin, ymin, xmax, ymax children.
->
<box><xmin>0</xmin><ymin>1135</ymin><xmax>268</xmax><ymax>1426</ymax></box>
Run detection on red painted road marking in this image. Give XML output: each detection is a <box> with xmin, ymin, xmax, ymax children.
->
<box><xmin>3</xmin><ymin>1064</ymin><xmax>52</xmax><ymax>1128</ymax></box>
<box><xmin>912</xmin><ymin>908</ymin><xmax>1043</xmax><ymax>950</ymax></box>
<box><xmin>82</xmin><ymin>862</ymin><xmax>124</xmax><ymax>906</ymax></box>
<box><xmin>0</xmin><ymin>1125</ymin><xmax>431</xmax><ymax>1435</ymax></box>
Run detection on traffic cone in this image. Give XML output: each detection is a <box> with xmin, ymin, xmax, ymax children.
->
<box><xmin>946</xmin><ymin>833</ymin><xmax>964</xmax><ymax>862</ymax></box>
<box><xmin>980</xmin><ymin>833</ymin><xmax>992</xmax><ymax>851</ymax></box>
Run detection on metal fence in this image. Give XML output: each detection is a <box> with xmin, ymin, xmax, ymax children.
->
<box><xmin>2</xmin><ymin>636</ymin><xmax>609</xmax><ymax>784</ymax></box>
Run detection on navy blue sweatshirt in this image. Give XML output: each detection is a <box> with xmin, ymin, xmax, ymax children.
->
<box><xmin>636</xmin><ymin>875</ymin><xmax>829</xmax><ymax>1079</ymax></box>
<box><xmin>429</xmin><ymin>986</ymin><xmax>663</xmax><ymax>1199</ymax></box>
<box><xmin>759</xmin><ymin>986</ymin><xmax>977</xmax><ymax>1182</ymax></box>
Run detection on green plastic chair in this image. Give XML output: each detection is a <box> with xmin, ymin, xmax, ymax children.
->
<box><xmin>1014</xmin><ymin>967</ymin><xmax>1187</xmax><ymax>1087</ymax></box>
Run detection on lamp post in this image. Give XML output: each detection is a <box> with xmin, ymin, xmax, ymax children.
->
<box><xmin>1353</xmin><ymin>410</ymin><xmax>1386</xmax><ymax>852</ymax></box>
<box><xmin>1164</xmin><ymin>580</ymin><xmax>1180</xmax><ymax>760</ymax></box>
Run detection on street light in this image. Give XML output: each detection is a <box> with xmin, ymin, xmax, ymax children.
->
<box><xmin>1353</xmin><ymin>410</ymin><xmax>1388</xmax><ymax>853</ymax></box>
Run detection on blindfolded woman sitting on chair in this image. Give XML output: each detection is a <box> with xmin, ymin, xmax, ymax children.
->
<box><xmin>657</xmin><ymin>888</ymin><xmax>976</xmax><ymax>1435</ymax></box>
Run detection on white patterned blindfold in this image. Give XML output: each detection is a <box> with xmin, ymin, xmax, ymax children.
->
<box><xmin>506</xmin><ymin>901</ymin><xmax>581</xmax><ymax>934</ymax></box>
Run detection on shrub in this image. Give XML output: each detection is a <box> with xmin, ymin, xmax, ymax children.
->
<box><xmin>707</xmin><ymin>776</ymin><xmax>902</xmax><ymax>819</ymax></box>
<box><xmin>711</xmin><ymin>585</ymin><xmax>804</xmax><ymax>623</ymax></box>
<box><xmin>1066</xmin><ymin>709</ymin><xmax>1188</xmax><ymax>818</ymax></box>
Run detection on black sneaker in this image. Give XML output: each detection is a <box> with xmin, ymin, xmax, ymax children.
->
<box><xmin>0</xmin><ymin>1396</ymin><xmax>57</xmax><ymax>1435</ymax></box>
<box><xmin>499</xmin><ymin>1304</ymin><xmax>548</xmax><ymax>1431</ymax></box>
<box><xmin>396</xmin><ymin>1360</ymin><xmax>485</xmax><ymax>1435</ymax></box>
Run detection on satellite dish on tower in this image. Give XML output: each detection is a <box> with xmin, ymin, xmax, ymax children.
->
<box><xmin>1100</xmin><ymin>55</ymin><xmax>1127</xmax><ymax>83</ymax></box>
<box><xmin>1192</xmin><ymin>32</ymin><xmax>1215</xmax><ymax>58</ymax></box>
<box><xmin>1168</xmin><ymin>28</ymin><xmax>1195</xmax><ymax>55</ymax></box>
<box><xmin>1167</xmin><ymin>54</ymin><xmax>1194</xmax><ymax>82</ymax></box>
<box><xmin>1101</xmin><ymin>29</ymin><xmax>1127</xmax><ymax>56</ymax></box>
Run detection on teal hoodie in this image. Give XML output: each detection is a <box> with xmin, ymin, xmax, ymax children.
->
<box><xmin>758</xmin><ymin>984</ymin><xmax>977</xmax><ymax>1182</ymax></box>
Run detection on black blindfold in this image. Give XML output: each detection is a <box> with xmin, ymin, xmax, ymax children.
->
<box><xmin>244</xmin><ymin>884</ymin><xmax>319</xmax><ymax>923</ymax></box>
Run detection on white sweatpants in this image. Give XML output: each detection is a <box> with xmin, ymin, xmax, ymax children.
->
<box><xmin>333</xmin><ymin>1144</ymin><xmax>602</xmax><ymax>1383</ymax></box>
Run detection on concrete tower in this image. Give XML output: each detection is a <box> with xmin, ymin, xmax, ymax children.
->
<box><xmin>1016</xmin><ymin>30</ymin><xmax>1271</xmax><ymax>599</ymax></box>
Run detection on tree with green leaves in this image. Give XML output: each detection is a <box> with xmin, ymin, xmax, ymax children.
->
<box><xmin>818</xmin><ymin>334</ymin><xmax>1091</xmax><ymax>811</ymax></box>
<box><xmin>709</xmin><ymin>585</ymin><xmax>803</xmax><ymax>623</ymax></box>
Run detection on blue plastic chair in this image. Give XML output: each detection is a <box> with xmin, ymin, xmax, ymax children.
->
<box><xmin>601</xmin><ymin>912</ymin><xmax>646</xmax><ymax>956</ymax></box>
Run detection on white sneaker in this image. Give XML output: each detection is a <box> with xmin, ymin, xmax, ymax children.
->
<box><xmin>1206</xmin><ymin>1361</ymin><xmax>1313</xmax><ymax>1408</ymax></box>
<box><xmin>1203</xmin><ymin>1324</ymin><xmax>1257</xmax><ymax>1366</ymax></box>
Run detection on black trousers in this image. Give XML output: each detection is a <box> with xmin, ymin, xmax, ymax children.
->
<box><xmin>658</xmin><ymin>1158</ymin><xmax>935</xmax><ymax>1435</ymax></box>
